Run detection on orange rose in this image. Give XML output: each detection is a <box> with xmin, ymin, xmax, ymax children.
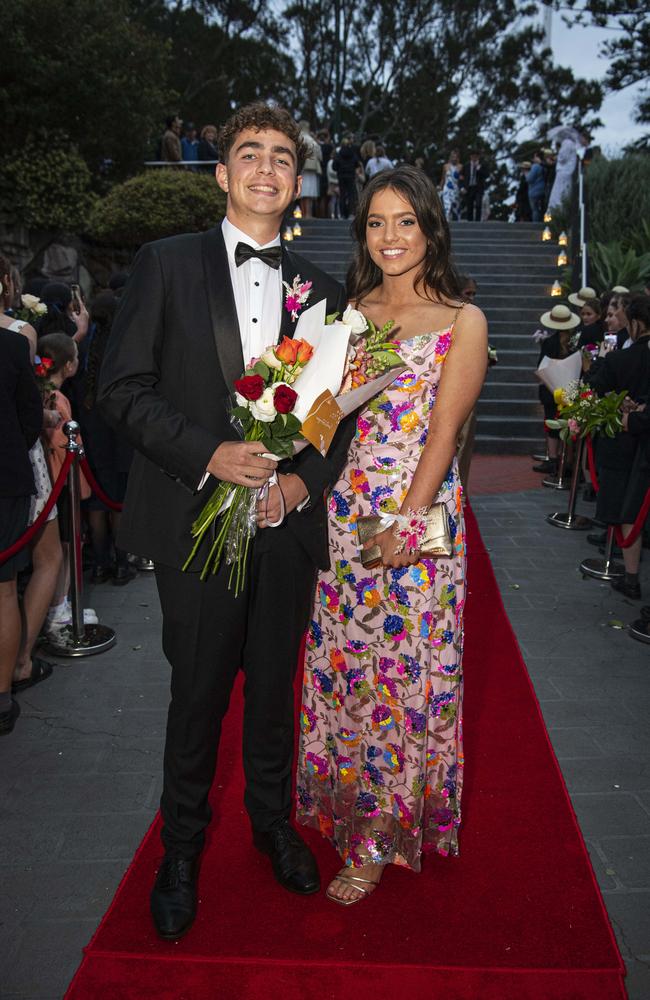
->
<box><xmin>295</xmin><ymin>338</ymin><xmax>314</xmax><ymax>364</ymax></box>
<box><xmin>275</xmin><ymin>336</ymin><xmax>299</xmax><ymax>365</ymax></box>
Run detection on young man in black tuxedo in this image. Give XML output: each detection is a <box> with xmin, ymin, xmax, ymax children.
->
<box><xmin>463</xmin><ymin>151</ymin><xmax>489</xmax><ymax>222</ymax></box>
<box><xmin>99</xmin><ymin>103</ymin><xmax>355</xmax><ymax>939</ymax></box>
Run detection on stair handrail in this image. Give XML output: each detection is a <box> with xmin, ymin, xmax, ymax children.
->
<box><xmin>577</xmin><ymin>151</ymin><xmax>588</xmax><ymax>288</ymax></box>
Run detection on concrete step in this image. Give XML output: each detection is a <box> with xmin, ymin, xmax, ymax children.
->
<box><xmin>474</xmin><ymin>435</ymin><xmax>545</xmax><ymax>455</ymax></box>
<box><xmin>480</xmin><ymin>380</ymin><xmax>539</xmax><ymax>400</ymax></box>
<box><xmin>490</xmin><ymin>364</ymin><xmax>541</xmax><ymax>383</ymax></box>
<box><xmin>492</xmin><ymin>349</ymin><xmax>540</xmax><ymax>366</ymax></box>
<box><xmin>477</xmin><ymin>398</ymin><xmax>543</xmax><ymax>418</ymax></box>
<box><xmin>476</xmin><ymin>414</ymin><xmax>543</xmax><ymax>438</ymax></box>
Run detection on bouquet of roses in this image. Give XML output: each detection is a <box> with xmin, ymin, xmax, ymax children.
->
<box><xmin>546</xmin><ymin>381</ymin><xmax>626</xmax><ymax>442</ymax></box>
<box><xmin>183</xmin><ymin>301</ymin><xmax>403</xmax><ymax>592</ymax></box>
<box><xmin>33</xmin><ymin>354</ymin><xmax>57</xmax><ymax>407</ymax></box>
<box><xmin>15</xmin><ymin>293</ymin><xmax>48</xmax><ymax>323</ymax></box>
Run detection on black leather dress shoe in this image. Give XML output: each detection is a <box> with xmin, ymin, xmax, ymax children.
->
<box><xmin>611</xmin><ymin>577</ymin><xmax>642</xmax><ymax>600</ymax></box>
<box><xmin>253</xmin><ymin>821</ymin><xmax>320</xmax><ymax>895</ymax></box>
<box><xmin>150</xmin><ymin>855</ymin><xmax>199</xmax><ymax>940</ymax></box>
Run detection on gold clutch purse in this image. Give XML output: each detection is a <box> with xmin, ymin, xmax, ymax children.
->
<box><xmin>356</xmin><ymin>503</ymin><xmax>453</xmax><ymax>569</ymax></box>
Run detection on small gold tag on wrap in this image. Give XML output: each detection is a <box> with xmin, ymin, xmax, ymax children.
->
<box><xmin>300</xmin><ymin>390</ymin><xmax>344</xmax><ymax>456</ymax></box>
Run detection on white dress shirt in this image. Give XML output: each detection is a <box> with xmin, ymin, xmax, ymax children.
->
<box><xmin>221</xmin><ymin>217</ymin><xmax>283</xmax><ymax>365</ymax></box>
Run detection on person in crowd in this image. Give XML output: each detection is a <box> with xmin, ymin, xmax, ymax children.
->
<box><xmin>36</xmin><ymin>333</ymin><xmax>95</xmax><ymax>640</ymax></box>
<box><xmin>533</xmin><ymin>304</ymin><xmax>580</xmax><ymax>474</ymax></box>
<box><xmin>78</xmin><ymin>291</ymin><xmax>135</xmax><ymax>586</ymax></box>
<box><xmin>161</xmin><ymin>115</ymin><xmax>183</xmax><ymax>164</ymax></box>
<box><xmin>413</xmin><ymin>156</ymin><xmax>427</xmax><ymax>173</ymax></box>
<box><xmin>515</xmin><ymin>162</ymin><xmax>532</xmax><ymax>221</ymax></box>
<box><xmin>589</xmin><ymin>296</ymin><xmax>650</xmax><ymax>599</ymax></box>
<box><xmin>0</xmin><ymin>257</ymin><xmax>59</xmax><ymax>705</ymax></box>
<box><xmin>439</xmin><ymin>148</ymin><xmax>464</xmax><ymax>221</ymax></box>
<box><xmin>197</xmin><ymin>125</ymin><xmax>219</xmax><ymax>171</ymax></box>
<box><xmin>365</xmin><ymin>144</ymin><xmax>394</xmax><ymax>178</ymax></box>
<box><xmin>326</xmin><ymin>155</ymin><xmax>340</xmax><ymax>219</ymax></box>
<box><xmin>607</xmin><ymin>293</ymin><xmax>632</xmax><ymax>350</ymax></box>
<box><xmin>526</xmin><ymin>151</ymin><xmax>546</xmax><ymax>223</ymax></box>
<box><xmin>22</xmin><ymin>276</ymin><xmax>48</xmax><ymax>300</ymax></box>
<box><xmin>334</xmin><ymin>136</ymin><xmax>363</xmax><ymax>219</ymax></box>
<box><xmin>317</xmin><ymin>128</ymin><xmax>334</xmax><ymax>218</ymax></box>
<box><xmin>542</xmin><ymin>148</ymin><xmax>556</xmax><ymax>206</ymax></box>
<box><xmin>181</xmin><ymin>122</ymin><xmax>199</xmax><ymax>165</ymax></box>
<box><xmin>464</xmin><ymin>150</ymin><xmax>489</xmax><ymax>222</ymax></box>
<box><xmin>548</xmin><ymin>128</ymin><xmax>579</xmax><ymax>211</ymax></box>
<box><xmin>568</xmin><ymin>287</ymin><xmax>604</xmax><ymax>346</ymax></box>
<box><xmin>460</xmin><ymin>275</ymin><xmax>477</xmax><ymax>301</ymax></box>
<box><xmin>296</xmin><ymin>165</ymin><xmax>487</xmax><ymax>904</ymax></box>
<box><xmin>0</xmin><ymin>326</ymin><xmax>44</xmax><ymax>735</ymax></box>
<box><xmin>108</xmin><ymin>271</ymin><xmax>129</xmax><ymax>298</ymax></box>
<box><xmin>359</xmin><ymin>138</ymin><xmax>376</xmax><ymax>166</ymax></box>
<box><xmin>298</xmin><ymin>121</ymin><xmax>322</xmax><ymax>219</ymax></box>
<box><xmin>38</xmin><ymin>282</ymin><xmax>89</xmax><ymax>345</ymax></box>
<box><xmin>99</xmin><ymin>101</ymin><xmax>354</xmax><ymax>941</ymax></box>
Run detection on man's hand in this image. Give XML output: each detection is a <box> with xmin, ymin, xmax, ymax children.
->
<box><xmin>257</xmin><ymin>474</ymin><xmax>308</xmax><ymax>528</ymax></box>
<box><xmin>207</xmin><ymin>441</ymin><xmax>277</xmax><ymax>487</ymax></box>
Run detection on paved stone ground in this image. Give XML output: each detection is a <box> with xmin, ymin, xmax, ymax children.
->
<box><xmin>1</xmin><ymin>485</ymin><xmax>649</xmax><ymax>999</ymax></box>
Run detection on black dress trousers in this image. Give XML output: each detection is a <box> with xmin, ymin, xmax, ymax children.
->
<box><xmin>155</xmin><ymin>520</ymin><xmax>316</xmax><ymax>859</ymax></box>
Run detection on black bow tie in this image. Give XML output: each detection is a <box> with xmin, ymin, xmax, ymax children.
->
<box><xmin>234</xmin><ymin>242</ymin><xmax>282</xmax><ymax>269</ymax></box>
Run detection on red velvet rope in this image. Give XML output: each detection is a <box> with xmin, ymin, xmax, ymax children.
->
<box><xmin>0</xmin><ymin>450</ymin><xmax>75</xmax><ymax>565</ymax></box>
<box><xmin>79</xmin><ymin>456</ymin><xmax>123</xmax><ymax>512</ymax></box>
<box><xmin>615</xmin><ymin>488</ymin><xmax>650</xmax><ymax>548</ymax></box>
<box><xmin>586</xmin><ymin>435</ymin><xmax>599</xmax><ymax>493</ymax></box>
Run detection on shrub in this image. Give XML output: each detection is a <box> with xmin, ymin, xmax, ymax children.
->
<box><xmin>89</xmin><ymin>170</ymin><xmax>227</xmax><ymax>247</ymax></box>
<box><xmin>589</xmin><ymin>241</ymin><xmax>650</xmax><ymax>293</ymax></box>
<box><xmin>586</xmin><ymin>156</ymin><xmax>650</xmax><ymax>248</ymax></box>
<box><xmin>0</xmin><ymin>142</ymin><xmax>98</xmax><ymax>231</ymax></box>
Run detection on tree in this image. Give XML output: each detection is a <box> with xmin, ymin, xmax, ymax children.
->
<box><xmin>1</xmin><ymin>0</ymin><xmax>172</xmax><ymax>178</ymax></box>
<box><xmin>544</xmin><ymin>1</ymin><xmax>650</xmax><ymax>148</ymax></box>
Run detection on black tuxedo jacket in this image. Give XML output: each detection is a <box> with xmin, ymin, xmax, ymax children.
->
<box><xmin>463</xmin><ymin>162</ymin><xmax>489</xmax><ymax>189</ymax></box>
<box><xmin>98</xmin><ymin>226</ymin><xmax>354</xmax><ymax>570</ymax></box>
<box><xmin>0</xmin><ymin>328</ymin><xmax>42</xmax><ymax>498</ymax></box>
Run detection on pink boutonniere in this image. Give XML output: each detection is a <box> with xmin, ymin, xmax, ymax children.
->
<box><xmin>283</xmin><ymin>274</ymin><xmax>312</xmax><ymax>322</ymax></box>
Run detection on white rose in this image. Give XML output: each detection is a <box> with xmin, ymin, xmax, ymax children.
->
<box><xmin>261</xmin><ymin>348</ymin><xmax>282</xmax><ymax>371</ymax></box>
<box><xmin>35</xmin><ymin>302</ymin><xmax>48</xmax><ymax>315</ymax></box>
<box><xmin>341</xmin><ymin>304</ymin><xmax>368</xmax><ymax>335</ymax></box>
<box><xmin>234</xmin><ymin>392</ymin><xmax>250</xmax><ymax>409</ymax></box>
<box><xmin>249</xmin><ymin>386</ymin><xmax>277</xmax><ymax>423</ymax></box>
<box><xmin>21</xmin><ymin>293</ymin><xmax>41</xmax><ymax>311</ymax></box>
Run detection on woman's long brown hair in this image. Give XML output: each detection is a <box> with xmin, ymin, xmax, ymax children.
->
<box><xmin>347</xmin><ymin>165</ymin><xmax>461</xmax><ymax>306</ymax></box>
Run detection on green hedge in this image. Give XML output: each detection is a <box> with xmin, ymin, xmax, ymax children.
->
<box><xmin>89</xmin><ymin>170</ymin><xmax>227</xmax><ymax>247</ymax></box>
<box><xmin>586</xmin><ymin>156</ymin><xmax>650</xmax><ymax>248</ymax></box>
<box><xmin>0</xmin><ymin>143</ymin><xmax>98</xmax><ymax>231</ymax></box>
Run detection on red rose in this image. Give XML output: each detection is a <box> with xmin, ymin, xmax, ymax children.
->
<box><xmin>274</xmin><ymin>383</ymin><xmax>298</xmax><ymax>414</ymax></box>
<box><xmin>234</xmin><ymin>374</ymin><xmax>265</xmax><ymax>401</ymax></box>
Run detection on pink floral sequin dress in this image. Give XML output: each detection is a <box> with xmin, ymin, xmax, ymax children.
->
<box><xmin>296</xmin><ymin>325</ymin><xmax>466</xmax><ymax>872</ymax></box>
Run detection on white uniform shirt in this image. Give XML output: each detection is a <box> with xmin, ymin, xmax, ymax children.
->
<box><xmin>221</xmin><ymin>217</ymin><xmax>283</xmax><ymax>365</ymax></box>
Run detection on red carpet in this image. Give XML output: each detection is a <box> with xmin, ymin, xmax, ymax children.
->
<box><xmin>65</xmin><ymin>508</ymin><xmax>625</xmax><ymax>999</ymax></box>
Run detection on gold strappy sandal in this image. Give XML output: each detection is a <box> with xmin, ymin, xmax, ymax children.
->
<box><xmin>325</xmin><ymin>870</ymin><xmax>381</xmax><ymax>906</ymax></box>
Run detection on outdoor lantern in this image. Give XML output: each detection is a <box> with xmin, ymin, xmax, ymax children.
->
<box><xmin>542</xmin><ymin>227</ymin><xmax>552</xmax><ymax>241</ymax></box>
<box><xmin>293</xmin><ymin>206</ymin><xmax>303</xmax><ymax>219</ymax></box>
<box><xmin>558</xmin><ymin>231</ymin><xmax>568</xmax><ymax>246</ymax></box>
<box><xmin>557</xmin><ymin>249</ymin><xmax>568</xmax><ymax>267</ymax></box>
<box><xmin>283</xmin><ymin>227</ymin><xmax>294</xmax><ymax>241</ymax></box>
<box><xmin>293</xmin><ymin>222</ymin><xmax>302</xmax><ymax>237</ymax></box>
<box><xmin>551</xmin><ymin>280</ymin><xmax>562</xmax><ymax>297</ymax></box>
<box><xmin>543</xmin><ymin>211</ymin><xmax>552</xmax><ymax>223</ymax></box>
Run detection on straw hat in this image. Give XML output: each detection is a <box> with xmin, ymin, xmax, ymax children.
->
<box><xmin>612</xmin><ymin>285</ymin><xmax>629</xmax><ymax>294</ymax></box>
<box><xmin>540</xmin><ymin>304</ymin><xmax>581</xmax><ymax>330</ymax></box>
<box><xmin>568</xmin><ymin>286</ymin><xmax>597</xmax><ymax>307</ymax></box>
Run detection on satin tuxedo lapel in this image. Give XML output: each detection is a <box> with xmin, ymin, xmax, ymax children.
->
<box><xmin>202</xmin><ymin>228</ymin><xmax>244</xmax><ymax>391</ymax></box>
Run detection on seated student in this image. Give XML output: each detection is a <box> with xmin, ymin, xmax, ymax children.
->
<box><xmin>36</xmin><ymin>334</ymin><xmax>96</xmax><ymax>639</ymax></box>
<box><xmin>589</xmin><ymin>295</ymin><xmax>650</xmax><ymax>599</ymax></box>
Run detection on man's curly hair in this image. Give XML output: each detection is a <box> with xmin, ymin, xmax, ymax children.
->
<box><xmin>219</xmin><ymin>102</ymin><xmax>307</xmax><ymax>174</ymax></box>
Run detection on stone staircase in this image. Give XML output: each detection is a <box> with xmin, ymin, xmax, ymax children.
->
<box><xmin>292</xmin><ymin>218</ymin><xmax>559</xmax><ymax>454</ymax></box>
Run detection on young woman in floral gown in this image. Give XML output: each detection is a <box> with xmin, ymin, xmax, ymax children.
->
<box><xmin>296</xmin><ymin>166</ymin><xmax>487</xmax><ymax>904</ymax></box>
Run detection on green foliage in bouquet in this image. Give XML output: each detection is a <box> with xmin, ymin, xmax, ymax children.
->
<box><xmin>589</xmin><ymin>241</ymin><xmax>650</xmax><ymax>294</ymax></box>
<box><xmin>89</xmin><ymin>171</ymin><xmax>227</xmax><ymax>247</ymax></box>
<box><xmin>0</xmin><ymin>141</ymin><xmax>97</xmax><ymax>231</ymax></box>
<box><xmin>546</xmin><ymin>384</ymin><xmax>627</xmax><ymax>443</ymax></box>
